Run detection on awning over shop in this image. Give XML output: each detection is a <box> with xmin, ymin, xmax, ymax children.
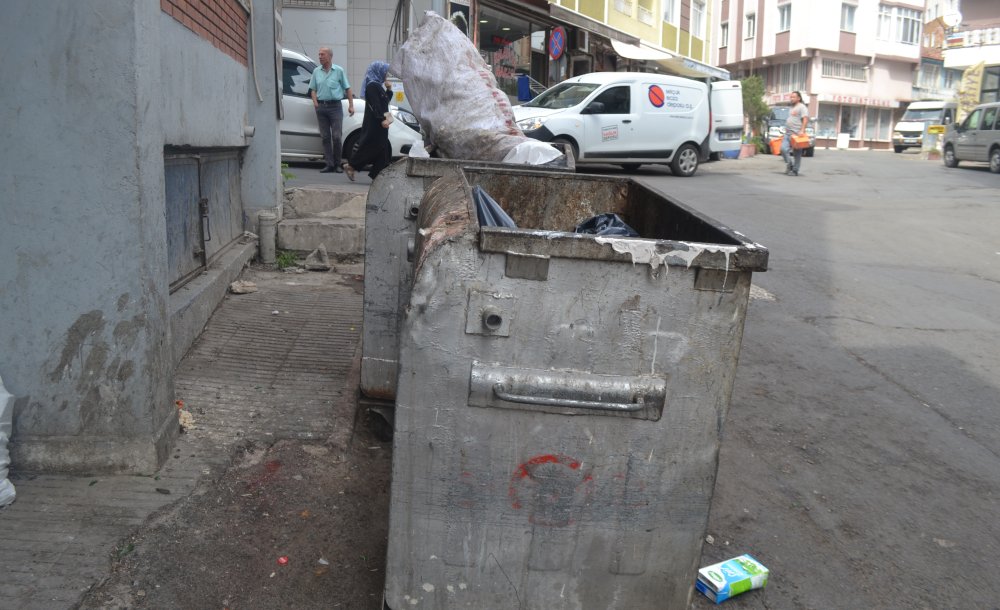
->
<box><xmin>610</xmin><ymin>39</ymin><xmax>674</xmax><ymax>61</ymax></box>
<box><xmin>613</xmin><ymin>38</ymin><xmax>730</xmax><ymax>80</ymax></box>
<box><xmin>548</xmin><ymin>4</ymin><xmax>639</xmax><ymax>46</ymax></box>
<box><xmin>664</xmin><ymin>57</ymin><xmax>730</xmax><ymax>80</ymax></box>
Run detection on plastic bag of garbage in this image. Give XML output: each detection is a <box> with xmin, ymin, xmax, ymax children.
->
<box><xmin>574</xmin><ymin>213</ymin><xmax>639</xmax><ymax>237</ymax></box>
<box><xmin>390</xmin><ymin>12</ymin><xmax>532</xmax><ymax>162</ymax></box>
<box><xmin>0</xmin><ymin>375</ymin><xmax>17</xmax><ymax>507</ymax></box>
<box><xmin>408</xmin><ymin>138</ymin><xmax>430</xmax><ymax>158</ymax></box>
<box><xmin>472</xmin><ymin>186</ymin><xmax>516</xmax><ymax>228</ymax></box>
<box><xmin>501</xmin><ymin>141</ymin><xmax>563</xmax><ymax>165</ymax></box>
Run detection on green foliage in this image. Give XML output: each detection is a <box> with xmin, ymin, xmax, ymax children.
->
<box><xmin>280</xmin><ymin>162</ymin><xmax>295</xmax><ymax>185</ymax></box>
<box><xmin>275</xmin><ymin>250</ymin><xmax>298</xmax><ymax>270</ymax></box>
<box><xmin>114</xmin><ymin>541</ymin><xmax>135</xmax><ymax>560</ymax></box>
<box><xmin>740</xmin><ymin>75</ymin><xmax>771</xmax><ymax>137</ymax></box>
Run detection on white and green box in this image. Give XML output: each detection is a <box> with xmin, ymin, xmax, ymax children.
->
<box><xmin>696</xmin><ymin>554</ymin><xmax>769</xmax><ymax>603</ymax></box>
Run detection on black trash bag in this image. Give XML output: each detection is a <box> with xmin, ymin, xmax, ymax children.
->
<box><xmin>574</xmin><ymin>213</ymin><xmax>639</xmax><ymax>237</ymax></box>
<box><xmin>473</xmin><ymin>186</ymin><xmax>516</xmax><ymax>228</ymax></box>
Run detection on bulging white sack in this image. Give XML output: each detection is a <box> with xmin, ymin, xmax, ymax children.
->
<box><xmin>390</xmin><ymin>12</ymin><xmax>535</xmax><ymax>162</ymax></box>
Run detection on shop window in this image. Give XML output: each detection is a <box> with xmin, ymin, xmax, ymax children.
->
<box><xmin>864</xmin><ymin>108</ymin><xmax>893</xmax><ymax>140</ymax></box>
<box><xmin>982</xmin><ymin>67</ymin><xmax>1000</xmax><ymax>104</ymax></box>
<box><xmin>817</xmin><ymin>104</ymin><xmax>838</xmax><ymax>139</ymax></box>
<box><xmin>840</xmin><ymin>106</ymin><xmax>859</xmax><ymax>137</ymax></box>
<box><xmin>479</xmin><ymin>7</ymin><xmax>544</xmax><ymax>96</ymax></box>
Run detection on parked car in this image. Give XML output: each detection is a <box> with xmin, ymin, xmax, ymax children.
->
<box><xmin>942</xmin><ymin>101</ymin><xmax>1000</xmax><ymax>173</ymax></box>
<box><xmin>280</xmin><ymin>49</ymin><xmax>422</xmax><ymax>162</ymax></box>
<box><xmin>512</xmin><ymin>72</ymin><xmax>745</xmax><ymax>176</ymax></box>
<box><xmin>765</xmin><ymin>106</ymin><xmax>815</xmax><ymax>157</ymax></box>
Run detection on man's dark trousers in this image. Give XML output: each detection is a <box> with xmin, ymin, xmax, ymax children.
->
<box><xmin>316</xmin><ymin>102</ymin><xmax>344</xmax><ymax>169</ymax></box>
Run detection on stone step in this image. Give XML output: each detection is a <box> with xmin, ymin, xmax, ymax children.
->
<box><xmin>284</xmin><ymin>187</ymin><xmax>366</xmax><ymax>219</ymax></box>
<box><xmin>277</xmin><ymin>217</ymin><xmax>363</xmax><ymax>256</ymax></box>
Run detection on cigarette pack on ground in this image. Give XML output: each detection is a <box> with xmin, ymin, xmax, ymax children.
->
<box><xmin>695</xmin><ymin>554</ymin><xmax>769</xmax><ymax>604</ymax></box>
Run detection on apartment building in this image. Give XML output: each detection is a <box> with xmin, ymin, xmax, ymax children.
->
<box><xmin>713</xmin><ymin>0</ymin><xmax>925</xmax><ymax>149</ymax></box>
<box><xmin>939</xmin><ymin>0</ymin><xmax>1000</xmax><ymax>105</ymax></box>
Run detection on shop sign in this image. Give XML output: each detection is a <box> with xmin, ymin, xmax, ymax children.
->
<box><xmin>817</xmin><ymin>93</ymin><xmax>899</xmax><ymax>108</ymax></box>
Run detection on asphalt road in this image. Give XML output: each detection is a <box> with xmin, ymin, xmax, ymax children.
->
<box><xmin>613</xmin><ymin>149</ymin><xmax>999</xmax><ymax>608</ymax></box>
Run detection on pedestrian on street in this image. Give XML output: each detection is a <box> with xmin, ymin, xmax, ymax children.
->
<box><xmin>781</xmin><ymin>90</ymin><xmax>809</xmax><ymax>176</ymax></box>
<box><xmin>309</xmin><ymin>47</ymin><xmax>354</xmax><ymax>173</ymax></box>
<box><xmin>343</xmin><ymin>61</ymin><xmax>393</xmax><ymax>182</ymax></box>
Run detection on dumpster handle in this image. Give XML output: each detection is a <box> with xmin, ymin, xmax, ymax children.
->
<box><xmin>492</xmin><ymin>384</ymin><xmax>646</xmax><ymax>412</ymax></box>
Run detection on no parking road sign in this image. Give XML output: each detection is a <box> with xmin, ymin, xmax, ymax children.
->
<box><xmin>549</xmin><ymin>26</ymin><xmax>566</xmax><ymax>60</ymax></box>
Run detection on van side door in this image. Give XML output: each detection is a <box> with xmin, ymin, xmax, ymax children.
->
<box><xmin>971</xmin><ymin>106</ymin><xmax>998</xmax><ymax>161</ymax></box>
<box><xmin>580</xmin><ymin>85</ymin><xmax>638</xmax><ymax>159</ymax></box>
<box><xmin>955</xmin><ymin>108</ymin><xmax>981</xmax><ymax>160</ymax></box>
<box><xmin>641</xmin><ymin>79</ymin><xmax>707</xmax><ymax>161</ymax></box>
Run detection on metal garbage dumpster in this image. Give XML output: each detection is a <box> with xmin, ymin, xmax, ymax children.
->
<box><xmin>361</xmin><ymin>153</ymin><xmax>574</xmax><ymax>403</ymax></box>
<box><xmin>384</xmin><ymin>166</ymin><xmax>768</xmax><ymax>610</ymax></box>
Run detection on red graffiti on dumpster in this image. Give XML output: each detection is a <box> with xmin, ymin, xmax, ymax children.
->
<box><xmin>509</xmin><ymin>454</ymin><xmax>594</xmax><ymax>527</ymax></box>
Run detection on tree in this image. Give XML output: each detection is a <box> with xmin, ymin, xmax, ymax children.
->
<box><xmin>741</xmin><ymin>75</ymin><xmax>770</xmax><ymax>137</ymax></box>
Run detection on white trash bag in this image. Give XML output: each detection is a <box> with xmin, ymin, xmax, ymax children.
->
<box><xmin>502</xmin><ymin>140</ymin><xmax>562</xmax><ymax>165</ymax></box>
<box><xmin>0</xmin><ymin>375</ymin><xmax>17</xmax><ymax>507</ymax></box>
<box><xmin>391</xmin><ymin>12</ymin><xmax>540</xmax><ymax>163</ymax></box>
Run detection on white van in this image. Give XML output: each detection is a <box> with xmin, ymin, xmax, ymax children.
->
<box><xmin>892</xmin><ymin>101</ymin><xmax>957</xmax><ymax>153</ymax></box>
<box><xmin>513</xmin><ymin>72</ymin><xmax>744</xmax><ymax>176</ymax></box>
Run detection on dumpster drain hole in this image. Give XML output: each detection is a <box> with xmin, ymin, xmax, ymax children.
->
<box><xmin>483</xmin><ymin>309</ymin><xmax>503</xmax><ymax>330</ymax></box>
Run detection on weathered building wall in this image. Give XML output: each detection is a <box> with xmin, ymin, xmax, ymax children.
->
<box><xmin>0</xmin><ymin>1</ymin><xmax>176</xmax><ymax>473</ymax></box>
<box><xmin>0</xmin><ymin>0</ymin><xmax>281</xmax><ymax>473</ymax></box>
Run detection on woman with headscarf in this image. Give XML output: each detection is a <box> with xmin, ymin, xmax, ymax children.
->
<box><xmin>343</xmin><ymin>61</ymin><xmax>393</xmax><ymax>181</ymax></box>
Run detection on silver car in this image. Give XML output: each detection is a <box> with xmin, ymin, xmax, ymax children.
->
<box><xmin>942</xmin><ymin>102</ymin><xmax>1000</xmax><ymax>174</ymax></box>
<box><xmin>280</xmin><ymin>49</ymin><xmax>422</xmax><ymax>162</ymax></box>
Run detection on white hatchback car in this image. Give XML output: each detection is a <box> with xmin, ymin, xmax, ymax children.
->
<box><xmin>280</xmin><ymin>49</ymin><xmax>421</xmax><ymax>162</ymax></box>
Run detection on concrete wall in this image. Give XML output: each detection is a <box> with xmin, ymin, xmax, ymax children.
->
<box><xmin>281</xmin><ymin>8</ymin><xmax>349</xmax><ymax>78</ymax></box>
<box><xmin>0</xmin><ymin>0</ymin><xmax>282</xmax><ymax>473</ymax></box>
<box><xmin>244</xmin><ymin>1</ymin><xmax>283</xmax><ymax>217</ymax></box>
<box><xmin>0</xmin><ymin>1</ymin><xmax>176</xmax><ymax>473</ymax></box>
<box><xmin>346</xmin><ymin>0</ymin><xmax>399</xmax><ymax>85</ymax></box>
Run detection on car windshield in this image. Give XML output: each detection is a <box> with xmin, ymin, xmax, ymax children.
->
<box><xmin>902</xmin><ymin>108</ymin><xmax>943</xmax><ymax>122</ymax></box>
<box><xmin>523</xmin><ymin>83</ymin><xmax>600</xmax><ymax>109</ymax></box>
<box><xmin>770</xmin><ymin>107</ymin><xmax>790</xmax><ymax>121</ymax></box>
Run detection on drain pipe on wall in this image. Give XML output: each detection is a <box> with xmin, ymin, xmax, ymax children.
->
<box><xmin>0</xmin><ymin>374</ymin><xmax>17</xmax><ymax>507</ymax></box>
<box><xmin>258</xmin><ymin>211</ymin><xmax>278</xmax><ymax>264</ymax></box>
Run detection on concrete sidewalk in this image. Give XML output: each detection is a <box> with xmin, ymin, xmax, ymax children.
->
<box><xmin>0</xmin><ymin>263</ymin><xmax>364</xmax><ymax>609</ymax></box>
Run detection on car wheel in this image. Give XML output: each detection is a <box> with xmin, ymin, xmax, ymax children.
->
<box><xmin>943</xmin><ymin>145</ymin><xmax>959</xmax><ymax>168</ymax></box>
<box><xmin>804</xmin><ymin>147</ymin><xmax>815</xmax><ymax>158</ymax></box>
<box><xmin>551</xmin><ymin>137</ymin><xmax>579</xmax><ymax>165</ymax></box>
<box><xmin>894</xmin><ymin>146</ymin><xmax>904</xmax><ymax>153</ymax></box>
<box><xmin>343</xmin><ymin>131</ymin><xmax>362</xmax><ymax>167</ymax></box>
<box><xmin>670</xmin><ymin>143</ymin><xmax>699</xmax><ymax>177</ymax></box>
<box><xmin>620</xmin><ymin>163</ymin><xmax>642</xmax><ymax>172</ymax></box>
<box><xmin>990</xmin><ymin>147</ymin><xmax>1000</xmax><ymax>174</ymax></box>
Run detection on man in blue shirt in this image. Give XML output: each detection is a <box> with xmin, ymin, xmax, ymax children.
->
<box><xmin>309</xmin><ymin>47</ymin><xmax>355</xmax><ymax>173</ymax></box>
